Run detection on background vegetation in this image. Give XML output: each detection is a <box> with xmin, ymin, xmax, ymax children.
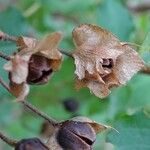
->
<box><xmin>0</xmin><ymin>0</ymin><xmax>150</xmax><ymax>149</ymax></box>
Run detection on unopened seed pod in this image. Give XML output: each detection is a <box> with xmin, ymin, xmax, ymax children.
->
<box><xmin>47</xmin><ymin>117</ymin><xmax>109</xmax><ymax>150</ymax></box>
<box><xmin>15</xmin><ymin>138</ymin><xmax>48</xmax><ymax>150</ymax></box>
<box><xmin>57</xmin><ymin>121</ymin><xmax>96</xmax><ymax>150</ymax></box>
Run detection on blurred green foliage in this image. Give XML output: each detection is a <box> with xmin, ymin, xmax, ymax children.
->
<box><xmin>107</xmin><ymin>112</ymin><xmax>150</xmax><ymax>150</ymax></box>
<box><xmin>0</xmin><ymin>0</ymin><xmax>150</xmax><ymax>150</ymax></box>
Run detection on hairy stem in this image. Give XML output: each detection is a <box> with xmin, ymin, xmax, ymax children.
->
<box><xmin>59</xmin><ymin>49</ymin><xmax>73</xmax><ymax>58</ymax></box>
<box><xmin>0</xmin><ymin>51</ymin><xmax>11</xmax><ymax>61</ymax></box>
<box><xmin>0</xmin><ymin>77</ymin><xmax>11</xmax><ymax>93</ymax></box>
<box><xmin>141</xmin><ymin>65</ymin><xmax>150</xmax><ymax>75</ymax></box>
<box><xmin>0</xmin><ymin>31</ymin><xmax>73</xmax><ymax>58</ymax></box>
<box><xmin>127</xmin><ymin>1</ymin><xmax>150</xmax><ymax>12</ymax></box>
<box><xmin>0</xmin><ymin>76</ymin><xmax>59</xmax><ymax>127</ymax></box>
<box><xmin>21</xmin><ymin>101</ymin><xmax>59</xmax><ymax>127</ymax></box>
<box><xmin>0</xmin><ymin>32</ymin><xmax>17</xmax><ymax>42</ymax></box>
<box><xmin>0</xmin><ymin>132</ymin><xmax>17</xmax><ymax>147</ymax></box>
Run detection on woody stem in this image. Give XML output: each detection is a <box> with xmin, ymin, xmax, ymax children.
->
<box><xmin>0</xmin><ymin>77</ymin><xmax>59</xmax><ymax>127</ymax></box>
<box><xmin>0</xmin><ymin>77</ymin><xmax>11</xmax><ymax>93</ymax></box>
<box><xmin>21</xmin><ymin>101</ymin><xmax>59</xmax><ymax>127</ymax></box>
<box><xmin>59</xmin><ymin>49</ymin><xmax>73</xmax><ymax>58</ymax></box>
<box><xmin>1</xmin><ymin>50</ymin><xmax>150</xmax><ymax>75</ymax></box>
<box><xmin>0</xmin><ymin>33</ymin><xmax>17</xmax><ymax>42</ymax></box>
<box><xmin>0</xmin><ymin>31</ymin><xmax>73</xmax><ymax>58</ymax></box>
<box><xmin>0</xmin><ymin>132</ymin><xmax>17</xmax><ymax>147</ymax></box>
<box><xmin>0</xmin><ymin>51</ymin><xmax>11</xmax><ymax>61</ymax></box>
<box><xmin>140</xmin><ymin>65</ymin><xmax>150</xmax><ymax>75</ymax></box>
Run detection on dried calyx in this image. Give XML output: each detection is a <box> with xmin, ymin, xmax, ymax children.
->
<box><xmin>41</xmin><ymin>121</ymin><xmax>56</xmax><ymax>138</ymax></box>
<box><xmin>4</xmin><ymin>32</ymin><xmax>63</xmax><ymax>101</ymax></box>
<box><xmin>73</xmin><ymin>24</ymin><xmax>144</xmax><ymax>98</ymax></box>
<box><xmin>47</xmin><ymin>116</ymin><xmax>109</xmax><ymax>150</ymax></box>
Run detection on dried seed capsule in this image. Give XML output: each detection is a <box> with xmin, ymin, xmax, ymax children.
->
<box><xmin>63</xmin><ymin>98</ymin><xmax>79</xmax><ymax>113</ymax></box>
<box><xmin>3</xmin><ymin>33</ymin><xmax>62</xmax><ymax>101</ymax></box>
<box><xmin>102</xmin><ymin>58</ymin><xmax>113</xmax><ymax>69</ymax></box>
<box><xmin>27</xmin><ymin>54</ymin><xmax>53</xmax><ymax>85</ymax></box>
<box><xmin>40</xmin><ymin>121</ymin><xmax>55</xmax><ymax>138</ymax></box>
<box><xmin>57</xmin><ymin>121</ymin><xmax>96</xmax><ymax>150</ymax></box>
<box><xmin>15</xmin><ymin>138</ymin><xmax>48</xmax><ymax>150</ymax></box>
<box><xmin>47</xmin><ymin>117</ymin><xmax>109</xmax><ymax>150</ymax></box>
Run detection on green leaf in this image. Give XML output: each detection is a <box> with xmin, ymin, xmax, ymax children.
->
<box><xmin>108</xmin><ymin>86</ymin><xmax>132</xmax><ymax>120</ymax></box>
<box><xmin>97</xmin><ymin>0</ymin><xmax>134</xmax><ymax>41</ymax></box>
<box><xmin>128</xmin><ymin>75</ymin><xmax>150</xmax><ymax>110</ymax></box>
<box><xmin>107</xmin><ymin>112</ymin><xmax>150</xmax><ymax>150</ymax></box>
<box><xmin>141</xmin><ymin>29</ymin><xmax>150</xmax><ymax>53</ymax></box>
<box><xmin>0</xmin><ymin>99</ymin><xmax>21</xmax><ymax>125</ymax></box>
<box><xmin>0</xmin><ymin>7</ymin><xmax>32</xmax><ymax>35</ymax></box>
<box><xmin>107</xmin><ymin>74</ymin><xmax>150</xmax><ymax>120</ymax></box>
<box><xmin>0</xmin><ymin>6</ymin><xmax>32</xmax><ymax>97</ymax></box>
<box><xmin>0</xmin><ymin>42</ymin><xmax>16</xmax><ymax>97</ymax></box>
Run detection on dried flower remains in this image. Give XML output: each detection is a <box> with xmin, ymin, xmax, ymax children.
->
<box><xmin>73</xmin><ymin>24</ymin><xmax>144</xmax><ymax>98</ymax></box>
<box><xmin>4</xmin><ymin>32</ymin><xmax>63</xmax><ymax>101</ymax></box>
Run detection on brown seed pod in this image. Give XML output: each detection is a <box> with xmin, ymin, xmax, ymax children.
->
<box><xmin>57</xmin><ymin>121</ymin><xmax>96</xmax><ymax>150</ymax></box>
<box><xmin>15</xmin><ymin>138</ymin><xmax>48</xmax><ymax>150</ymax></box>
<box><xmin>63</xmin><ymin>98</ymin><xmax>79</xmax><ymax>113</ymax></box>
<box><xmin>47</xmin><ymin>116</ymin><xmax>110</xmax><ymax>150</ymax></box>
<box><xmin>27</xmin><ymin>54</ymin><xmax>53</xmax><ymax>85</ymax></box>
<box><xmin>73</xmin><ymin>24</ymin><xmax>144</xmax><ymax>98</ymax></box>
<box><xmin>4</xmin><ymin>32</ymin><xmax>63</xmax><ymax>101</ymax></box>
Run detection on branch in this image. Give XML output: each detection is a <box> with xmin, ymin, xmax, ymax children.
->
<box><xmin>0</xmin><ymin>76</ymin><xmax>59</xmax><ymax>127</ymax></box>
<box><xmin>0</xmin><ymin>32</ymin><xmax>17</xmax><ymax>42</ymax></box>
<box><xmin>0</xmin><ymin>132</ymin><xmax>17</xmax><ymax>147</ymax></box>
<box><xmin>0</xmin><ymin>77</ymin><xmax>11</xmax><ymax>93</ymax></box>
<box><xmin>127</xmin><ymin>2</ymin><xmax>150</xmax><ymax>12</ymax></box>
<box><xmin>140</xmin><ymin>65</ymin><xmax>150</xmax><ymax>75</ymax></box>
<box><xmin>0</xmin><ymin>31</ymin><xmax>73</xmax><ymax>58</ymax></box>
<box><xmin>59</xmin><ymin>49</ymin><xmax>73</xmax><ymax>58</ymax></box>
<box><xmin>0</xmin><ymin>51</ymin><xmax>11</xmax><ymax>61</ymax></box>
<box><xmin>21</xmin><ymin>101</ymin><xmax>59</xmax><ymax>127</ymax></box>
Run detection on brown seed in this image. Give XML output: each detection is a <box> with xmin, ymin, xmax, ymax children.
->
<box><xmin>102</xmin><ymin>58</ymin><xmax>113</xmax><ymax>69</ymax></box>
<box><xmin>57</xmin><ymin>121</ymin><xmax>96</xmax><ymax>150</ymax></box>
<box><xmin>63</xmin><ymin>98</ymin><xmax>79</xmax><ymax>113</ymax></box>
<box><xmin>27</xmin><ymin>54</ymin><xmax>53</xmax><ymax>85</ymax></box>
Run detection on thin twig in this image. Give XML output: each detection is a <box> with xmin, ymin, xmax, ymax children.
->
<box><xmin>140</xmin><ymin>65</ymin><xmax>150</xmax><ymax>75</ymax></box>
<box><xmin>0</xmin><ymin>51</ymin><xmax>11</xmax><ymax>61</ymax></box>
<box><xmin>0</xmin><ymin>132</ymin><xmax>17</xmax><ymax>147</ymax></box>
<box><xmin>0</xmin><ymin>31</ymin><xmax>73</xmax><ymax>59</ymax></box>
<box><xmin>0</xmin><ymin>76</ymin><xmax>59</xmax><ymax>127</ymax></box>
<box><xmin>0</xmin><ymin>77</ymin><xmax>11</xmax><ymax>93</ymax></box>
<box><xmin>59</xmin><ymin>49</ymin><xmax>73</xmax><ymax>58</ymax></box>
<box><xmin>21</xmin><ymin>101</ymin><xmax>59</xmax><ymax>127</ymax></box>
<box><xmin>127</xmin><ymin>2</ymin><xmax>150</xmax><ymax>12</ymax></box>
<box><xmin>0</xmin><ymin>49</ymin><xmax>73</xmax><ymax>61</ymax></box>
<box><xmin>121</xmin><ymin>42</ymin><xmax>142</xmax><ymax>48</ymax></box>
<box><xmin>0</xmin><ymin>33</ymin><xmax>17</xmax><ymax>42</ymax></box>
